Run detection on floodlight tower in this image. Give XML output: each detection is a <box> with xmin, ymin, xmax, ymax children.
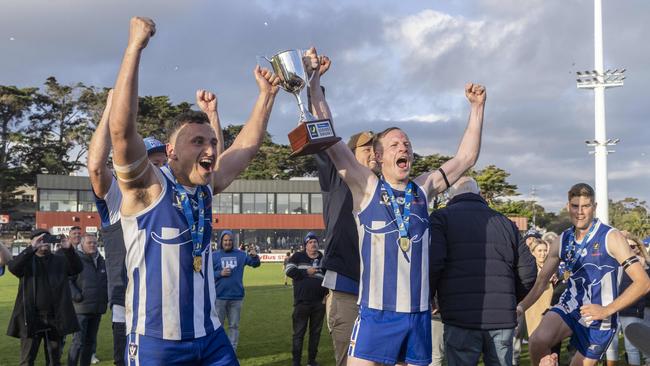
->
<box><xmin>575</xmin><ymin>0</ymin><xmax>625</xmax><ymax>224</ymax></box>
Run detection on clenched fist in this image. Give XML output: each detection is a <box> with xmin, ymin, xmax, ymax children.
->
<box><xmin>303</xmin><ymin>47</ymin><xmax>331</xmax><ymax>78</ymax></box>
<box><xmin>196</xmin><ymin>89</ymin><xmax>217</xmax><ymax>114</ymax></box>
<box><xmin>128</xmin><ymin>17</ymin><xmax>156</xmax><ymax>51</ymax></box>
<box><xmin>254</xmin><ymin>65</ymin><xmax>280</xmax><ymax>96</ymax></box>
<box><xmin>465</xmin><ymin>83</ymin><xmax>486</xmax><ymax>106</ymax></box>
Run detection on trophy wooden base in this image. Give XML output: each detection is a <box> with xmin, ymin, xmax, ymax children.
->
<box><xmin>288</xmin><ymin>119</ymin><xmax>341</xmax><ymax>157</ymax></box>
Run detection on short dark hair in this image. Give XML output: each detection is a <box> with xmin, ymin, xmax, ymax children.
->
<box><xmin>167</xmin><ymin>111</ymin><xmax>210</xmax><ymax>142</ymax></box>
<box><xmin>568</xmin><ymin>183</ymin><xmax>595</xmax><ymax>202</ymax></box>
<box><xmin>70</xmin><ymin>226</ymin><xmax>81</xmax><ymax>231</ymax></box>
<box><xmin>372</xmin><ymin>127</ymin><xmax>403</xmax><ymax>153</ymax></box>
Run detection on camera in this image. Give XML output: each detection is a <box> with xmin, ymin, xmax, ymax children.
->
<box><xmin>42</xmin><ymin>234</ymin><xmax>63</xmax><ymax>244</ymax></box>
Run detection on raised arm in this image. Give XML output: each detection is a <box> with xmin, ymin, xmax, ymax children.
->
<box><xmin>306</xmin><ymin>48</ymin><xmax>376</xmax><ymax>211</ymax></box>
<box><xmin>109</xmin><ymin>17</ymin><xmax>161</xmax><ymax>214</ymax></box>
<box><xmin>518</xmin><ymin>237</ymin><xmax>561</xmax><ymax>312</ymax></box>
<box><xmin>580</xmin><ymin>230</ymin><xmax>650</xmax><ymax>321</ymax></box>
<box><xmin>195</xmin><ymin>89</ymin><xmax>224</xmax><ymax>157</ymax></box>
<box><xmin>211</xmin><ymin>67</ymin><xmax>279</xmax><ymax>194</ymax></box>
<box><xmin>414</xmin><ymin>83</ymin><xmax>486</xmax><ymax>200</ymax></box>
<box><xmin>88</xmin><ymin>89</ymin><xmax>114</xmax><ymax>198</ymax></box>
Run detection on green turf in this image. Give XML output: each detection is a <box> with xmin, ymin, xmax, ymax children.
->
<box><xmin>0</xmin><ymin>263</ymin><xmax>627</xmax><ymax>365</ymax></box>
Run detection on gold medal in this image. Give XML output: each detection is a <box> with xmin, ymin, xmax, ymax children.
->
<box><xmin>193</xmin><ymin>256</ymin><xmax>202</xmax><ymax>272</ymax></box>
<box><xmin>563</xmin><ymin>270</ymin><xmax>571</xmax><ymax>281</ymax></box>
<box><xmin>399</xmin><ymin>237</ymin><xmax>411</xmax><ymax>252</ymax></box>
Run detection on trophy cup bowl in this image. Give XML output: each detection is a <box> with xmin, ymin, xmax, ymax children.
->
<box><xmin>261</xmin><ymin>49</ymin><xmax>341</xmax><ymax>157</ymax></box>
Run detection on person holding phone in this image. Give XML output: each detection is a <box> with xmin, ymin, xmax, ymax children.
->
<box><xmin>6</xmin><ymin>229</ymin><xmax>83</xmax><ymax>366</ymax></box>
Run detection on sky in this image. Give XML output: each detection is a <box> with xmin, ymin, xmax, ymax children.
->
<box><xmin>1</xmin><ymin>0</ymin><xmax>648</xmax><ymax>212</ymax></box>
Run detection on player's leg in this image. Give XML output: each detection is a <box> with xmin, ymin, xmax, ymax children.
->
<box><xmin>529</xmin><ymin>311</ymin><xmax>573</xmax><ymax>365</ymax></box>
<box><xmin>347</xmin><ymin>307</ymin><xmax>409</xmax><ymax>366</ymax></box>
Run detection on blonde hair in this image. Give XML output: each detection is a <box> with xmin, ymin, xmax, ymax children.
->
<box><xmin>529</xmin><ymin>238</ymin><xmax>548</xmax><ymax>253</ymax></box>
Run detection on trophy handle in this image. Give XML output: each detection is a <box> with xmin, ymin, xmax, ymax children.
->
<box><xmin>298</xmin><ymin>49</ymin><xmax>319</xmax><ymax>85</ymax></box>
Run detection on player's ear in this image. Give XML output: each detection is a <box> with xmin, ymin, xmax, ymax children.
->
<box><xmin>167</xmin><ymin>143</ymin><xmax>177</xmax><ymax>160</ymax></box>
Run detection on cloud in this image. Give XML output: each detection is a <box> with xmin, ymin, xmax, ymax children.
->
<box><xmin>1</xmin><ymin>0</ymin><xmax>648</xmax><ymax>214</ymax></box>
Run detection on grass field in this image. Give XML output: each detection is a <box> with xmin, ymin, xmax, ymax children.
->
<box><xmin>0</xmin><ymin>263</ymin><xmax>625</xmax><ymax>366</ymax></box>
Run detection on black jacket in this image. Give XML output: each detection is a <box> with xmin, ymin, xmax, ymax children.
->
<box><xmin>7</xmin><ymin>246</ymin><xmax>83</xmax><ymax>338</ymax></box>
<box><xmin>285</xmin><ymin>251</ymin><xmax>328</xmax><ymax>305</ymax></box>
<box><xmin>429</xmin><ymin>193</ymin><xmax>537</xmax><ymax>330</ymax></box>
<box><xmin>101</xmin><ymin>220</ymin><xmax>127</xmax><ymax>307</ymax></box>
<box><xmin>69</xmin><ymin>250</ymin><xmax>108</xmax><ymax>315</ymax></box>
<box><xmin>315</xmin><ymin>152</ymin><xmax>360</xmax><ymax>281</ymax></box>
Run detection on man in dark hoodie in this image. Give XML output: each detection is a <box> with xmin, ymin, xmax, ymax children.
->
<box><xmin>212</xmin><ymin>230</ymin><xmax>260</xmax><ymax>351</ymax></box>
<box><xmin>7</xmin><ymin>229</ymin><xmax>83</xmax><ymax>366</ymax></box>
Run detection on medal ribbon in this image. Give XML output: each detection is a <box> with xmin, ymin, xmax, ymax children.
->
<box><xmin>381</xmin><ymin>179</ymin><xmax>413</xmax><ymax>244</ymax></box>
<box><xmin>167</xmin><ymin>166</ymin><xmax>207</xmax><ymax>267</ymax></box>
<box><xmin>564</xmin><ymin>219</ymin><xmax>597</xmax><ymax>272</ymax></box>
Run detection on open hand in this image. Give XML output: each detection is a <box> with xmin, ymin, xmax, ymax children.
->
<box><xmin>196</xmin><ymin>89</ymin><xmax>217</xmax><ymax>114</ymax></box>
<box><xmin>465</xmin><ymin>83</ymin><xmax>486</xmax><ymax>106</ymax></box>
<box><xmin>128</xmin><ymin>17</ymin><xmax>156</xmax><ymax>51</ymax></box>
<box><xmin>580</xmin><ymin>303</ymin><xmax>611</xmax><ymax>322</ymax></box>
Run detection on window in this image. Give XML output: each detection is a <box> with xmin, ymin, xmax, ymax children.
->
<box><xmin>289</xmin><ymin>193</ymin><xmax>304</xmax><ymax>214</ymax></box>
<box><xmin>276</xmin><ymin>194</ymin><xmax>289</xmax><ymax>214</ymax></box>
<box><xmin>21</xmin><ymin>194</ymin><xmax>34</xmax><ymax>203</ymax></box>
<box><xmin>232</xmin><ymin>193</ymin><xmax>241</xmax><ymax>214</ymax></box>
<box><xmin>78</xmin><ymin>191</ymin><xmax>98</xmax><ymax>212</ymax></box>
<box><xmin>39</xmin><ymin>189</ymin><xmax>77</xmax><ymax>212</ymax></box>
<box><xmin>242</xmin><ymin>193</ymin><xmax>255</xmax><ymax>214</ymax></box>
<box><xmin>267</xmin><ymin>193</ymin><xmax>275</xmax><ymax>213</ymax></box>
<box><xmin>214</xmin><ymin>193</ymin><xmax>233</xmax><ymax>214</ymax></box>
<box><xmin>310</xmin><ymin>193</ymin><xmax>322</xmax><ymax>214</ymax></box>
<box><xmin>254</xmin><ymin>193</ymin><xmax>267</xmax><ymax>214</ymax></box>
<box><xmin>301</xmin><ymin>193</ymin><xmax>309</xmax><ymax>214</ymax></box>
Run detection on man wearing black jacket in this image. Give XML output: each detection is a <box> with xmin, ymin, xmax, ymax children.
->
<box><xmin>429</xmin><ymin>177</ymin><xmax>537</xmax><ymax>366</ymax></box>
<box><xmin>68</xmin><ymin>234</ymin><xmax>108</xmax><ymax>366</ymax></box>
<box><xmin>285</xmin><ymin>233</ymin><xmax>328</xmax><ymax>366</ymax></box>
<box><xmin>7</xmin><ymin>229</ymin><xmax>83</xmax><ymax>366</ymax></box>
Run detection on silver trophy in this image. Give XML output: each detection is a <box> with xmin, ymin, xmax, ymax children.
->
<box><xmin>260</xmin><ymin>49</ymin><xmax>340</xmax><ymax>157</ymax></box>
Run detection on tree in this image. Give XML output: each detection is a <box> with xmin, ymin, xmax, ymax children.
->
<box><xmin>410</xmin><ymin>153</ymin><xmax>452</xmax><ymax>178</ymax></box>
<box><xmin>472</xmin><ymin>165</ymin><xmax>518</xmax><ymax>206</ymax></box>
<box><xmin>0</xmin><ymin>85</ymin><xmax>38</xmax><ymax>211</ymax></box>
<box><xmin>609</xmin><ymin>198</ymin><xmax>650</xmax><ymax>239</ymax></box>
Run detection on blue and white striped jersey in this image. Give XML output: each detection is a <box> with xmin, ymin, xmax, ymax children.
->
<box><xmin>122</xmin><ymin>166</ymin><xmax>219</xmax><ymax>340</ymax></box>
<box><xmin>94</xmin><ymin>177</ymin><xmax>122</xmax><ymax>228</ymax></box>
<box><xmin>558</xmin><ymin>219</ymin><xmax>620</xmax><ymax>330</ymax></box>
<box><xmin>355</xmin><ymin>180</ymin><xmax>430</xmax><ymax>313</ymax></box>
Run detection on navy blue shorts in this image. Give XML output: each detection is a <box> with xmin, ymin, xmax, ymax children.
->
<box><xmin>348</xmin><ymin>306</ymin><xmax>432</xmax><ymax>365</ymax></box>
<box><xmin>550</xmin><ymin>306</ymin><xmax>616</xmax><ymax>360</ymax></box>
<box><xmin>126</xmin><ymin>326</ymin><xmax>238</xmax><ymax>366</ymax></box>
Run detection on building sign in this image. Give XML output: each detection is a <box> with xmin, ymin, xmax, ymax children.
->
<box><xmin>258</xmin><ymin>253</ymin><xmax>289</xmax><ymax>263</ymax></box>
<box><xmin>85</xmin><ymin>226</ymin><xmax>98</xmax><ymax>233</ymax></box>
<box><xmin>51</xmin><ymin>226</ymin><xmax>74</xmax><ymax>235</ymax></box>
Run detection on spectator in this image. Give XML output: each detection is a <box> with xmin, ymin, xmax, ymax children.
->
<box><xmin>68</xmin><ymin>234</ymin><xmax>108</xmax><ymax>366</ymax></box>
<box><xmin>605</xmin><ymin>233</ymin><xmax>650</xmax><ymax>366</ymax></box>
<box><xmin>212</xmin><ymin>230</ymin><xmax>261</xmax><ymax>351</ymax></box>
<box><xmin>6</xmin><ymin>229</ymin><xmax>83</xmax><ymax>366</ymax></box>
<box><xmin>429</xmin><ymin>177</ymin><xmax>537</xmax><ymax>366</ymax></box>
<box><xmin>285</xmin><ymin>232</ymin><xmax>327</xmax><ymax>366</ymax></box>
<box><xmin>0</xmin><ymin>240</ymin><xmax>11</xmax><ymax>275</ymax></box>
<box><xmin>525</xmin><ymin>239</ymin><xmax>555</xmax><ymax>336</ymax></box>
<box><xmin>523</xmin><ymin>228</ymin><xmax>542</xmax><ymax>249</ymax></box>
<box><xmin>68</xmin><ymin>226</ymin><xmax>82</xmax><ymax>251</ymax></box>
